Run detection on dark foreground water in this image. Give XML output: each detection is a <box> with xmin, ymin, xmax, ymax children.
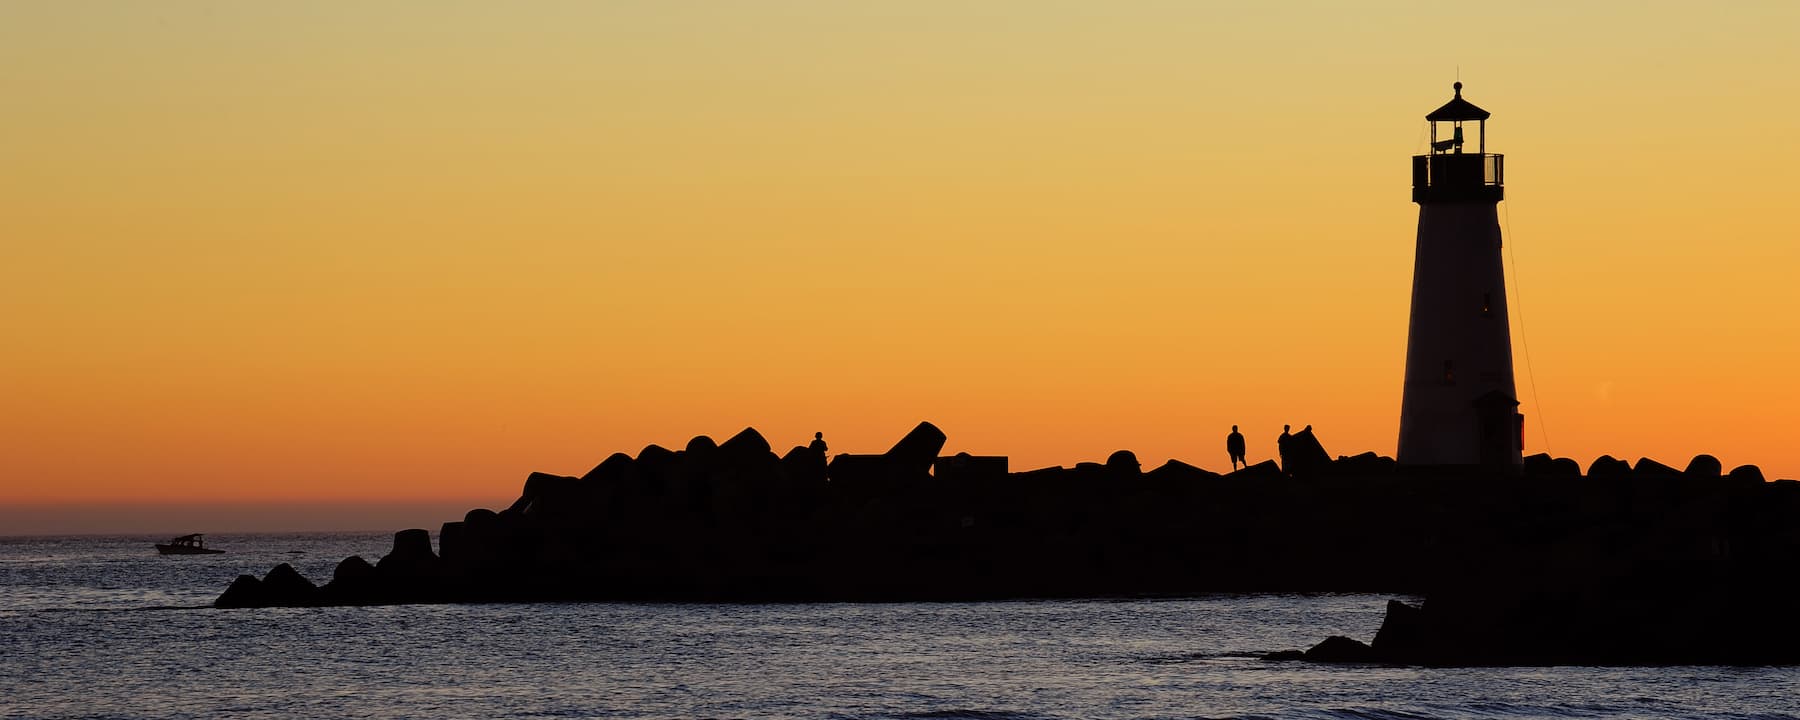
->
<box><xmin>1</xmin><ymin>534</ymin><xmax>1797</xmax><ymax>719</ymax></box>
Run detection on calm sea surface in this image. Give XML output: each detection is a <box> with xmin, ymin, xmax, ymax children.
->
<box><xmin>1</xmin><ymin>533</ymin><xmax>1797</xmax><ymax>720</ymax></box>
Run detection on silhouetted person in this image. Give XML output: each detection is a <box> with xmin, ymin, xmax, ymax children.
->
<box><xmin>1226</xmin><ymin>425</ymin><xmax>1247</xmax><ymax>470</ymax></box>
<box><xmin>808</xmin><ymin>431</ymin><xmax>828</xmax><ymax>455</ymax></box>
<box><xmin>1277</xmin><ymin>424</ymin><xmax>1293</xmax><ymax>474</ymax></box>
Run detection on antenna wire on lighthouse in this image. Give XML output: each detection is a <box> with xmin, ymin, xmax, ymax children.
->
<box><xmin>1502</xmin><ymin>200</ymin><xmax>1553</xmax><ymax>455</ymax></box>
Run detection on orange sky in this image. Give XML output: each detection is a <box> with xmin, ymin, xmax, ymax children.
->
<box><xmin>4</xmin><ymin>3</ymin><xmax>1799</xmax><ymax>522</ymax></box>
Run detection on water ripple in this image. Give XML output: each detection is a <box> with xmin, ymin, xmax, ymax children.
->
<box><xmin>3</xmin><ymin>535</ymin><xmax>1800</xmax><ymax>720</ymax></box>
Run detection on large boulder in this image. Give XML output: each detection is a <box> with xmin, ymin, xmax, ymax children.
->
<box><xmin>377</xmin><ymin>528</ymin><xmax>440</xmax><ymax>583</ymax></box>
<box><xmin>438</xmin><ymin>521</ymin><xmax>467</xmax><ymax>562</ymax></box>
<box><xmin>260</xmin><ymin>563</ymin><xmax>317</xmax><ymax>607</ymax></box>
<box><xmin>373</xmin><ymin>530</ymin><xmax>446</xmax><ymax>601</ymax></box>
<box><xmin>1729</xmin><ymin>465</ymin><xmax>1766</xmax><ymax>484</ymax></box>
<box><xmin>637</xmin><ymin>443</ymin><xmax>677</xmax><ymax>465</ymax></box>
<box><xmin>1105</xmin><ymin>450</ymin><xmax>1141</xmax><ymax>476</ymax></box>
<box><xmin>332</xmin><ymin>555</ymin><xmax>377</xmax><ymax>587</ymax></box>
<box><xmin>315</xmin><ymin>555</ymin><xmax>380</xmax><ymax>605</ymax></box>
<box><xmin>1587</xmin><ymin>455</ymin><xmax>1631</xmax><ymax>479</ymax></box>
<box><xmin>390</xmin><ymin>528</ymin><xmax>434</xmax><ymax>562</ymax></box>
<box><xmin>719</xmin><ymin>427</ymin><xmax>773</xmax><ymax>460</ymax></box>
<box><xmin>1683</xmin><ymin>454</ymin><xmax>1723</xmax><ymax>479</ymax></box>
<box><xmin>214</xmin><ymin>574</ymin><xmax>267</xmax><ymax>609</ymax></box>
<box><xmin>1282</xmin><ymin>426</ymin><xmax>1332</xmax><ymax>478</ymax></box>
<box><xmin>581</xmin><ymin>453</ymin><xmax>634</xmax><ymax>484</ymax></box>
<box><xmin>464</xmin><ymin>508</ymin><xmax>499</xmax><ymax>526</ymax></box>
<box><xmin>887</xmin><ymin>422</ymin><xmax>948</xmax><ymax>475</ymax></box>
<box><xmin>1522</xmin><ymin>453</ymin><xmax>1556</xmax><ymax>477</ymax></box>
<box><xmin>1549</xmin><ymin>457</ymin><xmax>1583</xmax><ymax>478</ymax></box>
<box><xmin>678</xmin><ymin>436</ymin><xmax>722</xmax><ymax>494</ymax></box>
<box><xmin>634</xmin><ymin>444</ymin><xmax>681</xmax><ymax>497</ymax></box>
<box><xmin>1369</xmin><ymin>599</ymin><xmax>1424</xmax><ymax>657</ymax></box>
<box><xmin>684</xmin><ymin>434</ymin><xmax>719</xmax><ymax>456</ymax></box>
<box><xmin>509</xmin><ymin>471</ymin><xmax>580</xmax><ymax>513</ymax></box>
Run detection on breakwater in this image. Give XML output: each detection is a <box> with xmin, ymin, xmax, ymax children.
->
<box><xmin>215</xmin><ymin>422</ymin><xmax>1788</xmax><ymax>615</ymax></box>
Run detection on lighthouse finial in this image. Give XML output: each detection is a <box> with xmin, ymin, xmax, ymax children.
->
<box><xmin>1453</xmin><ymin>81</ymin><xmax>1463</xmax><ymax>96</ymax></box>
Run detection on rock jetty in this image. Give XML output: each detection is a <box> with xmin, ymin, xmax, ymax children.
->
<box><xmin>1266</xmin><ymin>456</ymin><xmax>1800</xmax><ymax>665</ymax></box>
<box><xmin>216</xmin><ymin>421</ymin><xmax>1800</xmax><ymax>666</ymax></box>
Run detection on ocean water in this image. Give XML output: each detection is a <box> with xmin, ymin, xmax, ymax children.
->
<box><xmin>2</xmin><ymin>534</ymin><xmax>1797</xmax><ymax>720</ymax></box>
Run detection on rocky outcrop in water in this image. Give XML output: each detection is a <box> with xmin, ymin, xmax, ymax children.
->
<box><xmin>215</xmin><ymin>562</ymin><xmax>316</xmax><ymax>608</ymax></box>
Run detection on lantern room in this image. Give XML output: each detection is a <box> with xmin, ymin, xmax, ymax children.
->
<box><xmin>1412</xmin><ymin>82</ymin><xmax>1504</xmax><ymax>203</ymax></box>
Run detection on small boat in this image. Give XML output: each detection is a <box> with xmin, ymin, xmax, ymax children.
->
<box><xmin>155</xmin><ymin>534</ymin><xmax>224</xmax><ymax>555</ymax></box>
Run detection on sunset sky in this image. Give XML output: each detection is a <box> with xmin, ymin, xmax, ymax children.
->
<box><xmin>4</xmin><ymin>3</ymin><xmax>1798</xmax><ymax>531</ymax></box>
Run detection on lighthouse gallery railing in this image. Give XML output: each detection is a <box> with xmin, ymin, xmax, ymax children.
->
<box><xmin>1411</xmin><ymin>153</ymin><xmax>1504</xmax><ymax>203</ymax></box>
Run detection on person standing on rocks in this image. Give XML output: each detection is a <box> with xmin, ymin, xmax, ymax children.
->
<box><xmin>1226</xmin><ymin>425</ymin><xmax>1247</xmax><ymax>470</ymax></box>
<box><xmin>1277</xmin><ymin>425</ymin><xmax>1293</xmax><ymax>474</ymax></box>
<box><xmin>808</xmin><ymin>432</ymin><xmax>828</xmax><ymax>456</ymax></box>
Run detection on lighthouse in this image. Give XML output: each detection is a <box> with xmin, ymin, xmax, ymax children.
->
<box><xmin>1397</xmin><ymin>83</ymin><xmax>1522</xmax><ymax>468</ymax></box>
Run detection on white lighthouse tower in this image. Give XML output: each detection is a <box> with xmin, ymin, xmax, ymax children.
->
<box><xmin>1397</xmin><ymin>83</ymin><xmax>1522</xmax><ymax>468</ymax></box>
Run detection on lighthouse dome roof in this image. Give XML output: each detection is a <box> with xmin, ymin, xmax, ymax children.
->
<box><xmin>1426</xmin><ymin>82</ymin><xmax>1490</xmax><ymax>122</ymax></box>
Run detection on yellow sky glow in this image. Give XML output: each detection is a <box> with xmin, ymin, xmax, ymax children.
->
<box><xmin>4</xmin><ymin>2</ymin><xmax>1799</xmax><ymax>514</ymax></box>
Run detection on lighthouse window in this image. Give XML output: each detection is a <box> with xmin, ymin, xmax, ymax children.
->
<box><xmin>1443</xmin><ymin>360</ymin><xmax>1456</xmax><ymax>384</ymax></box>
